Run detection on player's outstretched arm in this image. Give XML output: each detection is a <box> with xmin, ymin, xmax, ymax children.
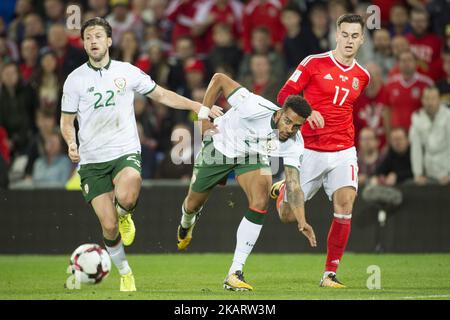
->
<box><xmin>60</xmin><ymin>113</ymin><xmax>80</xmax><ymax>163</ymax></box>
<box><xmin>284</xmin><ymin>166</ymin><xmax>317</xmax><ymax>247</ymax></box>
<box><xmin>147</xmin><ymin>85</ymin><xmax>223</xmax><ymax>119</ymax></box>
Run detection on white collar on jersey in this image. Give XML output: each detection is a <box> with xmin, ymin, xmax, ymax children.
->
<box><xmin>328</xmin><ymin>51</ymin><xmax>356</xmax><ymax>72</ymax></box>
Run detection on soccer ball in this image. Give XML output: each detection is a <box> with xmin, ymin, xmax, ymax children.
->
<box><xmin>68</xmin><ymin>244</ymin><xmax>111</xmax><ymax>284</ymax></box>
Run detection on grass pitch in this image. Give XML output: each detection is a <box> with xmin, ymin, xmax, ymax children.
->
<box><xmin>0</xmin><ymin>253</ymin><xmax>449</xmax><ymax>300</ymax></box>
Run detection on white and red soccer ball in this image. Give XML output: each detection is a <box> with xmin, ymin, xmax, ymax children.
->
<box><xmin>68</xmin><ymin>244</ymin><xmax>111</xmax><ymax>284</ymax></box>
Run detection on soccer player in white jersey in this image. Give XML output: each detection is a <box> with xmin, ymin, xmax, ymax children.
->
<box><xmin>60</xmin><ymin>17</ymin><xmax>222</xmax><ymax>292</ymax></box>
<box><xmin>176</xmin><ymin>73</ymin><xmax>317</xmax><ymax>291</ymax></box>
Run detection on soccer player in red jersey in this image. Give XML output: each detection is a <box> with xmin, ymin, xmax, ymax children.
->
<box><xmin>272</xmin><ymin>14</ymin><xmax>370</xmax><ymax>288</ymax></box>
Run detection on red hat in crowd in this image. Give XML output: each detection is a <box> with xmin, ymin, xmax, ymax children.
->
<box><xmin>184</xmin><ymin>59</ymin><xmax>205</xmax><ymax>73</ymax></box>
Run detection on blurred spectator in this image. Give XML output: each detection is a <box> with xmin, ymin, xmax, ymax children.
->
<box><xmin>281</xmin><ymin>4</ymin><xmax>311</xmax><ymax>72</ymax></box>
<box><xmin>0</xmin><ymin>126</ymin><xmax>9</xmax><ymax>189</ymax></box>
<box><xmin>146</xmin><ymin>0</ymin><xmax>172</xmax><ymax>47</ymax></box>
<box><xmin>46</xmin><ymin>23</ymin><xmax>85</xmax><ymax>80</ymax></box>
<box><xmin>43</xmin><ymin>0</ymin><xmax>65</xmax><ymax>28</ymax></box>
<box><xmin>134</xmin><ymin>94</ymin><xmax>158</xmax><ymax>179</ymax></box>
<box><xmin>166</xmin><ymin>0</ymin><xmax>202</xmax><ymax>53</ymax></box>
<box><xmin>388</xmin><ymin>3</ymin><xmax>411</xmax><ymax>37</ymax></box>
<box><xmin>131</xmin><ymin>0</ymin><xmax>153</xmax><ymax>24</ymax></box>
<box><xmin>354</xmin><ymin>2</ymin><xmax>376</xmax><ymax>66</ymax></box>
<box><xmin>167</xmin><ymin>35</ymin><xmax>196</xmax><ymax>93</ymax></box>
<box><xmin>206</xmin><ymin>23</ymin><xmax>242</xmax><ymax>77</ymax></box>
<box><xmin>19</xmin><ymin>37</ymin><xmax>39</xmax><ymax>82</ymax></box>
<box><xmin>372</xmin><ymin>29</ymin><xmax>395</xmax><ymax>80</ymax></box>
<box><xmin>238</xmin><ymin>27</ymin><xmax>286</xmax><ymax>82</ymax></box>
<box><xmin>0</xmin><ymin>33</ymin><xmax>19</xmax><ymax>65</ymax></box>
<box><xmin>371</xmin><ymin>127</ymin><xmax>413</xmax><ymax>186</ymax></box>
<box><xmin>23</xmin><ymin>13</ymin><xmax>47</xmax><ymax>48</ymax></box>
<box><xmin>0</xmin><ymin>62</ymin><xmax>36</xmax><ymax>157</ymax></box>
<box><xmin>303</xmin><ymin>3</ymin><xmax>330</xmax><ymax>56</ymax></box>
<box><xmin>30</xmin><ymin>49</ymin><xmax>62</xmax><ymax>115</ymax></box>
<box><xmin>113</xmin><ymin>30</ymin><xmax>149</xmax><ymax>71</ymax></box>
<box><xmin>155</xmin><ymin>123</ymin><xmax>194</xmax><ymax>180</ymax></box>
<box><xmin>7</xmin><ymin>0</ymin><xmax>33</xmax><ymax>44</ymax></box>
<box><xmin>31</xmin><ymin>129</ymin><xmax>72</xmax><ymax>187</ymax></box>
<box><xmin>357</xmin><ymin>127</ymin><xmax>382</xmax><ymax>186</ymax></box>
<box><xmin>382</xmin><ymin>50</ymin><xmax>433</xmax><ymax>136</ymax></box>
<box><xmin>437</xmin><ymin>50</ymin><xmax>450</xmax><ymax>107</ymax></box>
<box><xmin>241</xmin><ymin>54</ymin><xmax>283</xmax><ymax>102</ymax></box>
<box><xmin>147</xmin><ymin>41</ymin><xmax>171</xmax><ymax>87</ymax></box>
<box><xmin>184</xmin><ymin>58</ymin><xmax>207</xmax><ymax>95</ymax></box>
<box><xmin>389</xmin><ymin>35</ymin><xmax>432</xmax><ymax>78</ymax></box>
<box><xmin>87</xmin><ymin>0</ymin><xmax>110</xmax><ymax>18</ymax></box>
<box><xmin>191</xmin><ymin>0</ymin><xmax>243</xmax><ymax>54</ymax></box>
<box><xmin>24</xmin><ymin>108</ymin><xmax>57</xmax><ymax>179</ymax></box>
<box><xmin>427</xmin><ymin>0</ymin><xmax>450</xmax><ymax>39</ymax></box>
<box><xmin>353</xmin><ymin>63</ymin><xmax>386</xmax><ymax>151</ymax></box>
<box><xmin>406</xmin><ymin>7</ymin><xmax>444</xmax><ymax>81</ymax></box>
<box><xmin>409</xmin><ymin>86</ymin><xmax>450</xmax><ymax>186</ymax></box>
<box><xmin>0</xmin><ymin>126</ymin><xmax>10</xmax><ymax>165</ymax></box>
<box><xmin>242</xmin><ymin>0</ymin><xmax>285</xmax><ymax>53</ymax></box>
<box><xmin>106</xmin><ymin>0</ymin><xmax>144</xmax><ymax>46</ymax></box>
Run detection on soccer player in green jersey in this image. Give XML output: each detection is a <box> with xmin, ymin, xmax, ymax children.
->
<box><xmin>177</xmin><ymin>73</ymin><xmax>317</xmax><ymax>291</ymax></box>
<box><xmin>60</xmin><ymin>17</ymin><xmax>222</xmax><ymax>291</ymax></box>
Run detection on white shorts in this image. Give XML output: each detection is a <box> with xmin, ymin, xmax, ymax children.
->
<box><xmin>298</xmin><ymin>147</ymin><xmax>358</xmax><ymax>201</ymax></box>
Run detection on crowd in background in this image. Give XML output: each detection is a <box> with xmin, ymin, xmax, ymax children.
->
<box><xmin>0</xmin><ymin>0</ymin><xmax>449</xmax><ymax>190</ymax></box>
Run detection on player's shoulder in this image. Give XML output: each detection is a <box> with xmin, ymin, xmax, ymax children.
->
<box><xmin>64</xmin><ymin>62</ymin><xmax>89</xmax><ymax>85</ymax></box>
<box><xmin>354</xmin><ymin>60</ymin><xmax>371</xmax><ymax>80</ymax></box>
<box><xmin>298</xmin><ymin>51</ymin><xmax>332</xmax><ymax>68</ymax></box>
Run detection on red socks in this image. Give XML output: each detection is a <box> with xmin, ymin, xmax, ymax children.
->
<box><xmin>325</xmin><ymin>213</ymin><xmax>352</xmax><ymax>273</ymax></box>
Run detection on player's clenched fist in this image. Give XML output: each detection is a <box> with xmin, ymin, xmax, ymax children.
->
<box><xmin>68</xmin><ymin>142</ymin><xmax>80</xmax><ymax>163</ymax></box>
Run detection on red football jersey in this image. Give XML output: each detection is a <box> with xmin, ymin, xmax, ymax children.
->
<box><xmin>382</xmin><ymin>72</ymin><xmax>433</xmax><ymax>130</ymax></box>
<box><xmin>278</xmin><ymin>51</ymin><xmax>370</xmax><ymax>152</ymax></box>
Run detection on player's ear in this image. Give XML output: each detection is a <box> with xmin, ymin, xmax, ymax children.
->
<box><xmin>107</xmin><ymin>37</ymin><xmax>112</xmax><ymax>48</ymax></box>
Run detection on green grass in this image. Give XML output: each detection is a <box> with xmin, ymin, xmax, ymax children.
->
<box><xmin>1</xmin><ymin>254</ymin><xmax>449</xmax><ymax>300</ymax></box>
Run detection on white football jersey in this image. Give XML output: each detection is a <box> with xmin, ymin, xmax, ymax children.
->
<box><xmin>61</xmin><ymin>59</ymin><xmax>156</xmax><ymax>164</ymax></box>
<box><xmin>212</xmin><ymin>87</ymin><xmax>304</xmax><ymax>170</ymax></box>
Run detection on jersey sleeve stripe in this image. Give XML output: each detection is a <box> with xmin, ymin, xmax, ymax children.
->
<box><xmin>300</xmin><ymin>52</ymin><xmax>330</xmax><ymax>66</ymax></box>
<box><xmin>61</xmin><ymin>110</ymin><xmax>77</xmax><ymax>114</ymax></box>
<box><xmin>356</xmin><ymin>61</ymin><xmax>371</xmax><ymax>80</ymax></box>
<box><xmin>225</xmin><ymin>86</ymin><xmax>244</xmax><ymax>101</ymax></box>
<box><xmin>143</xmin><ymin>84</ymin><xmax>157</xmax><ymax>96</ymax></box>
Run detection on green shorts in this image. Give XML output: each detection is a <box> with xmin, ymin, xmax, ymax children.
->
<box><xmin>190</xmin><ymin>139</ymin><xmax>271</xmax><ymax>193</ymax></box>
<box><xmin>78</xmin><ymin>153</ymin><xmax>142</xmax><ymax>203</ymax></box>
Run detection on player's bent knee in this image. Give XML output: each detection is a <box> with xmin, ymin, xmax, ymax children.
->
<box><xmin>184</xmin><ymin>197</ymin><xmax>203</xmax><ymax>213</ymax></box>
<box><xmin>249</xmin><ymin>198</ymin><xmax>269</xmax><ymax>212</ymax></box>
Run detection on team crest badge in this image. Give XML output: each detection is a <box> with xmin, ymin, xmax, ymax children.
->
<box><xmin>352</xmin><ymin>77</ymin><xmax>359</xmax><ymax>90</ymax></box>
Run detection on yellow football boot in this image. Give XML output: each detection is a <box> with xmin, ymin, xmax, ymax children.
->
<box><xmin>270</xmin><ymin>179</ymin><xmax>285</xmax><ymax>200</ymax></box>
<box><xmin>119</xmin><ymin>214</ymin><xmax>136</xmax><ymax>246</ymax></box>
<box><xmin>223</xmin><ymin>271</ymin><xmax>253</xmax><ymax>291</ymax></box>
<box><xmin>320</xmin><ymin>274</ymin><xmax>346</xmax><ymax>288</ymax></box>
<box><xmin>120</xmin><ymin>271</ymin><xmax>136</xmax><ymax>292</ymax></box>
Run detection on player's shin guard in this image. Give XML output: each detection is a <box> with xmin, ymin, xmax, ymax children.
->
<box><xmin>325</xmin><ymin>213</ymin><xmax>352</xmax><ymax>274</ymax></box>
<box><xmin>104</xmin><ymin>234</ymin><xmax>131</xmax><ymax>276</ymax></box>
<box><xmin>229</xmin><ymin>208</ymin><xmax>266</xmax><ymax>275</ymax></box>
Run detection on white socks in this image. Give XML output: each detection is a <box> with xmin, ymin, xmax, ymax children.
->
<box><xmin>181</xmin><ymin>205</ymin><xmax>201</xmax><ymax>228</ymax></box>
<box><xmin>229</xmin><ymin>217</ymin><xmax>263</xmax><ymax>275</ymax></box>
<box><xmin>105</xmin><ymin>241</ymin><xmax>131</xmax><ymax>276</ymax></box>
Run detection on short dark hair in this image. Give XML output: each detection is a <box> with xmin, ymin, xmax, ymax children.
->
<box><xmin>283</xmin><ymin>95</ymin><xmax>312</xmax><ymax>119</ymax></box>
<box><xmin>81</xmin><ymin>17</ymin><xmax>112</xmax><ymax>40</ymax></box>
<box><xmin>336</xmin><ymin>13</ymin><xmax>365</xmax><ymax>31</ymax></box>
